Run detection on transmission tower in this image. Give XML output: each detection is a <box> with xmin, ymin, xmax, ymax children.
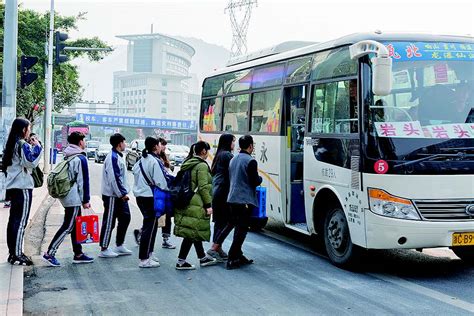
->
<box><xmin>225</xmin><ymin>0</ymin><xmax>258</xmax><ymax>58</ymax></box>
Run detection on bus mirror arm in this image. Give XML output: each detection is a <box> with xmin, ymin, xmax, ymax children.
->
<box><xmin>349</xmin><ymin>40</ymin><xmax>392</xmax><ymax>96</ymax></box>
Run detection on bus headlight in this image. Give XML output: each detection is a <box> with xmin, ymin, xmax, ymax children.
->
<box><xmin>368</xmin><ymin>188</ymin><xmax>421</xmax><ymax>220</ymax></box>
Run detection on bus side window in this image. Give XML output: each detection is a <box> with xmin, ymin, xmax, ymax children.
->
<box><xmin>310</xmin><ymin>79</ymin><xmax>358</xmax><ymax>134</ymax></box>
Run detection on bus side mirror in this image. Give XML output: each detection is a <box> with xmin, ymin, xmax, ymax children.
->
<box><xmin>371</xmin><ymin>56</ymin><xmax>392</xmax><ymax>96</ymax></box>
<box><xmin>350</xmin><ymin>40</ymin><xmax>392</xmax><ymax>96</ymax></box>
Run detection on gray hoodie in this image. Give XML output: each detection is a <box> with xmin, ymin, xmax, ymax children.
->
<box><xmin>58</xmin><ymin>145</ymin><xmax>90</xmax><ymax>208</ymax></box>
<box><xmin>5</xmin><ymin>140</ymin><xmax>42</xmax><ymax>190</ymax></box>
<box><xmin>132</xmin><ymin>153</ymin><xmax>168</xmax><ymax>197</ymax></box>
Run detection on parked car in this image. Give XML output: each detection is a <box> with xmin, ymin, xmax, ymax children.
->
<box><xmin>86</xmin><ymin>141</ymin><xmax>100</xmax><ymax>159</ymax></box>
<box><xmin>94</xmin><ymin>144</ymin><xmax>111</xmax><ymax>163</ymax></box>
<box><xmin>166</xmin><ymin>144</ymin><xmax>189</xmax><ymax>166</ymax></box>
<box><xmin>126</xmin><ymin>139</ymin><xmax>145</xmax><ymax>170</ymax></box>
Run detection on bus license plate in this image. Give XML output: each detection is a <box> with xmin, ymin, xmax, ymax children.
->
<box><xmin>452</xmin><ymin>232</ymin><xmax>474</xmax><ymax>246</ymax></box>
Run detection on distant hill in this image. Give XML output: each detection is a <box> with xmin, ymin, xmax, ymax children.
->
<box><xmin>73</xmin><ymin>37</ymin><xmax>231</xmax><ymax>103</ymax></box>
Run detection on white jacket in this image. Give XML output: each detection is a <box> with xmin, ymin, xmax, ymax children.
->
<box><xmin>132</xmin><ymin>153</ymin><xmax>168</xmax><ymax>198</ymax></box>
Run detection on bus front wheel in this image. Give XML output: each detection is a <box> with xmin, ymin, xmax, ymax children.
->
<box><xmin>323</xmin><ymin>207</ymin><xmax>362</xmax><ymax>269</ymax></box>
<box><xmin>452</xmin><ymin>246</ymin><xmax>474</xmax><ymax>264</ymax></box>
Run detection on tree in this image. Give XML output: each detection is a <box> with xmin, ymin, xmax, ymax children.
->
<box><xmin>0</xmin><ymin>3</ymin><xmax>110</xmax><ymax>124</ymax></box>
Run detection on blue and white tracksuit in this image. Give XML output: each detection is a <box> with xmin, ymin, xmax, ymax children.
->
<box><xmin>100</xmin><ymin>149</ymin><xmax>130</xmax><ymax>248</ymax></box>
<box><xmin>47</xmin><ymin>145</ymin><xmax>90</xmax><ymax>257</ymax></box>
<box><xmin>5</xmin><ymin>139</ymin><xmax>42</xmax><ymax>257</ymax></box>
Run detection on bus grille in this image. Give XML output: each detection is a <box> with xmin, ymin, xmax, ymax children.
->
<box><xmin>414</xmin><ymin>200</ymin><xmax>474</xmax><ymax>221</ymax></box>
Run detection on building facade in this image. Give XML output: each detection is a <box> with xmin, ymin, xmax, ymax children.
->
<box><xmin>113</xmin><ymin>33</ymin><xmax>200</xmax><ymax>121</ymax></box>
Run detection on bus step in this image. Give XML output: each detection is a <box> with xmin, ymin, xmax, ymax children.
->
<box><xmin>286</xmin><ymin>223</ymin><xmax>310</xmax><ymax>235</ymax></box>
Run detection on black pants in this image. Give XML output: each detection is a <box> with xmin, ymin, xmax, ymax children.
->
<box><xmin>100</xmin><ymin>195</ymin><xmax>131</xmax><ymax>248</ymax></box>
<box><xmin>162</xmin><ymin>212</ymin><xmax>172</xmax><ymax>237</ymax></box>
<box><xmin>221</xmin><ymin>204</ymin><xmax>252</xmax><ymax>261</ymax></box>
<box><xmin>213</xmin><ymin>220</ymin><xmax>231</xmax><ymax>245</ymax></box>
<box><xmin>178</xmin><ymin>238</ymin><xmax>205</xmax><ymax>260</ymax></box>
<box><xmin>136</xmin><ymin>197</ymin><xmax>159</xmax><ymax>260</ymax></box>
<box><xmin>6</xmin><ymin>189</ymin><xmax>32</xmax><ymax>256</ymax></box>
<box><xmin>47</xmin><ymin>206</ymin><xmax>82</xmax><ymax>256</ymax></box>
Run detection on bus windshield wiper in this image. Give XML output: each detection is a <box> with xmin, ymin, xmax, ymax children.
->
<box><xmin>393</xmin><ymin>152</ymin><xmax>474</xmax><ymax>169</ymax></box>
<box><xmin>440</xmin><ymin>147</ymin><xmax>474</xmax><ymax>152</ymax></box>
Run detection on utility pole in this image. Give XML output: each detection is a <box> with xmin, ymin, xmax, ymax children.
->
<box><xmin>225</xmin><ymin>0</ymin><xmax>258</xmax><ymax>59</ymax></box>
<box><xmin>1</xmin><ymin>0</ymin><xmax>19</xmax><ymax>150</ymax></box>
<box><xmin>43</xmin><ymin>0</ymin><xmax>55</xmax><ymax>173</ymax></box>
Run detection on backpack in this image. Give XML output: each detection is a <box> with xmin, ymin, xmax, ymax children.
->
<box><xmin>47</xmin><ymin>154</ymin><xmax>80</xmax><ymax>198</ymax></box>
<box><xmin>169</xmin><ymin>163</ymin><xmax>202</xmax><ymax>209</ymax></box>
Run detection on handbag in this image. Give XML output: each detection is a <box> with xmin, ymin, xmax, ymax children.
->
<box><xmin>75</xmin><ymin>211</ymin><xmax>100</xmax><ymax>244</ymax></box>
<box><xmin>139</xmin><ymin>160</ymin><xmax>168</xmax><ymax>217</ymax></box>
<box><xmin>32</xmin><ymin>166</ymin><xmax>44</xmax><ymax>188</ymax></box>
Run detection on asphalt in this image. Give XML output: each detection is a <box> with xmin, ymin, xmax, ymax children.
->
<box><xmin>23</xmin><ymin>161</ymin><xmax>474</xmax><ymax>315</ymax></box>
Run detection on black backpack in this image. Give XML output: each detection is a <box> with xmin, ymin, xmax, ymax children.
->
<box><xmin>169</xmin><ymin>163</ymin><xmax>202</xmax><ymax>209</ymax></box>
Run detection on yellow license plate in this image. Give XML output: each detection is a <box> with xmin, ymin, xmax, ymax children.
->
<box><xmin>452</xmin><ymin>232</ymin><xmax>474</xmax><ymax>246</ymax></box>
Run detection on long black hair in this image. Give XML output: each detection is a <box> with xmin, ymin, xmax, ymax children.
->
<box><xmin>2</xmin><ymin>118</ymin><xmax>31</xmax><ymax>173</ymax></box>
<box><xmin>142</xmin><ymin>137</ymin><xmax>159</xmax><ymax>158</ymax></box>
<box><xmin>211</xmin><ymin>133</ymin><xmax>235</xmax><ymax>173</ymax></box>
<box><xmin>185</xmin><ymin>141</ymin><xmax>210</xmax><ymax>162</ymax></box>
<box><xmin>157</xmin><ymin>137</ymin><xmax>171</xmax><ymax>168</ymax></box>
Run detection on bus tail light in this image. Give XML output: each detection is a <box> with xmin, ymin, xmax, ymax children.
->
<box><xmin>368</xmin><ymin>188</ymin><xmax>421</xmax><ymax>220</ymax></box>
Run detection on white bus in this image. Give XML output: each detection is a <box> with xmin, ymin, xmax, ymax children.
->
<box><xmin>198</xmin><ymin>33</ymin><xmax>474</xmax><ymax>268</ymax></box>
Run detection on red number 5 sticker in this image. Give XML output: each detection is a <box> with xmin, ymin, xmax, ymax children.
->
<box><xmin>374</xmin><ymin>160</ymin><xmax>389</xmax><ymax>174</ymax></box>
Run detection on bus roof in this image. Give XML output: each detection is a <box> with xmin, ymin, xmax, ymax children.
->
<box><xmin>208</xmin><ymin>32</ymin><xmax>474</xmax><ymax>79</ymax></box>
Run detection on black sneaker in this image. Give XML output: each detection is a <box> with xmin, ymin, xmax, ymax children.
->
<box><xmin>133</xmin><ymin>229</ymin><xmax>141</xmax><ymax>245</ymax></box>
<box><xmin>176</xmin><ymin>261</ymin><xmax>196</xmax><ymax>270</ymax></box>
<box><xmin>73</xmin><ymin>253</ymin><xmax>94</xmax><ymax>264</ymax></box>
<box><xmin>10</xmin><ymin>254</ymin><xmax>33</xmax><ymax>266</ymax></box>
<box><xmin>7</xmin><ymin>254</ymin><xmax>13</xmax><ymax>264</ymax></box>
<box><xmin>239</xmin><ymin>255</ymin><xmax>254</xmax><ymax>265</ymax></box>
<box><xmin>199</xmin><ymin>256</ymin><xmax>218</xmax><ymax>267</ymax></box>
<box><xmin>226</xmin><ymin>259</ymin><xmax>241</xmax><ymax>270</ymax></box>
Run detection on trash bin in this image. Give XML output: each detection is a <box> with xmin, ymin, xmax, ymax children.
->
<box><xmin>50</xmin><ymin>148</ymin><xmax>58</xmax><ymax>164</ymax></box>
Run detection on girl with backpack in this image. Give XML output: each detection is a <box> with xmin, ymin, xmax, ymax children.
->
<box><xmin>2</xmin><ymin>118</ymin><xmax>42</xmax><ymax>266</ymax></box>
<box><xmin>174</xmin><ymin>141</ymin><xmax>217</xmax><ymax>270</ymax></box>
<box><xmin>206</xmin><ymin>133</ymin><xmax>235</xmax><ymax>262</ymax></box>
<box><xmin>132</xmin><ymin>137</ymin><xmax>169</xmax><ymax>268</ymax></box>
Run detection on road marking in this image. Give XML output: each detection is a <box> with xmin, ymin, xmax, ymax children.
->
<box><xmin>261</xmin><ymin>229</ymin><xmax>474</xmax><ymax>313</ymax></box>
<box><xmin>368</xmin><ymin>273</ymin><xmax>474</xmax><ymax>313</ymax></box>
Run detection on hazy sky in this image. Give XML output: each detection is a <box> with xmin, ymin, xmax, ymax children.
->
<box><xmin>17</xmin><ymin>0</ymin><xmax>474</xmax><ymax>101</ymax></box>
<box><xmin>20</xmin><ymin>0</ymin><xmax>474</xmax><ymax>51</ymax></box>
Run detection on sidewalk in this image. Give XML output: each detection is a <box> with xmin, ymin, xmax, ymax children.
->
<box><xmin>0</xmin><ymin>183</ymin><xmax>50</xmax><ymax>315</ymax></box>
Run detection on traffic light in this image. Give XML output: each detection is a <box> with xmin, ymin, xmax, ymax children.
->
<box><xmin>19</xmin><ymin>56</ymin><xmax>39</xmax><ymax>88</ymax></box>
<box><xmin>54</xmin><ymin>31</ymin><xmax>69</xmax><ymax>65</ymax></box>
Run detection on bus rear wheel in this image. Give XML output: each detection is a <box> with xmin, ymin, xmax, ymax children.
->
<box><xmin>323</xmin><ymin>207</ymin><xmax>362</xmax><ymax>269</ymax></box>
<box><xmin>452</xmin><ymin>246</ymin><xmax>474</xmax><ymax>264</ymax></box>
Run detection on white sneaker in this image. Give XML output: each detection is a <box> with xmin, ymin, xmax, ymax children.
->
<box><xmin>139</xmin><ymin>259</ymin><xmax>160</xmax><ymax>268</ymax></box>
<box><xmin>149</xmin><ymin>252</ymin><xmax>160</xmax><ymax>265</ymax></box>
<box><xmin>114</xmin><ymin>245</ymin><xmax>133</xmax><ymax>256</ymax></box>
<box><xmin>98</xmin><ymin>248</ymin><xmax>119</xmax><ymax>258</ymax></box>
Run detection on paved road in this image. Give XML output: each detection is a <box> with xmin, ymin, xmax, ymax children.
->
<box><xmin>24</xmin><ymin>160</ymin><xmax>474</xmax><ymax>315</ymax></box>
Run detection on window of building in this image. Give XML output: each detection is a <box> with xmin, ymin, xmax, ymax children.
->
<box><xmin>311</xmin><ymin>47</ymin><xmax>357</xmax><ymax>81</ymax></box>
<box><xmin>162</xmin><ymin>91</ymin><xmax>167</xmax><ymax>96</ymax></box>
<box><xmin>161</xmin><ymin>99</ymin><xmax>167</xmax><ymax>105</ymax></box>
<box><xmin>222</xmin><ymin>94</ymin><xmax>249</xmax><ymax>132</ymax></box>
<box><xmin>310</xmin><ymin>79</ymin><xmax>358</xmax><ymax>134</ymax></box>
<box><xmin>143</xmin><ymin>89</ymin><xmax>146</xmax><ymax>95</ymax></box>
<box><xmin>161</xmin><ymin>107</ymin><xmax>167</xmax><ymax>114</ymax></box>
<box><xmin>200</xmin><ymin>98</ymin><xmax>223</xmax><ymax>132</ymax></box>
<box><xmin>162</xmin><ymin>79</ymin><xmax>168</xmax><ymax>87</ymax></box>
<box><xmin>251</xmin><ymin>89</ymin><xmax>281</xmax><ymax>133</ymax></box>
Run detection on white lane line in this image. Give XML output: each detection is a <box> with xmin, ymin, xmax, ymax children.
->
<box><xmin>261</xmin><ymin>229</ymin><xmax>474</xmax><ymax>313</ymax></box>
<box><xmin>368</xmin><ymin>273</ymin><xmax>474</xmax><ymax>313</ymax></box>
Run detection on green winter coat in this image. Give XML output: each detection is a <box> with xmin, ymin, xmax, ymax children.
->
<box><xmin>173</xmin><ymin>156</ymin><xmax>212</xmax><ymax>241</ymax></box>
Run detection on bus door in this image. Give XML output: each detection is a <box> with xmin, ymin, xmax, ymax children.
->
<box><xmin>284</xmin><ymin>85</ymin><xmax>308</xmax><ymax>227</ymax></box>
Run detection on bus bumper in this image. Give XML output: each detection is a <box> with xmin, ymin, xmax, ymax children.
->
<box><xmin>365</xmin><ymin>210</ymin><xmax>474</xmax><ymax>249</ymax></box>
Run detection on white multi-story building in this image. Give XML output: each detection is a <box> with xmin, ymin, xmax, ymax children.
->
<box><xmin>113</xmin><ymin>33</ymin><xmax>199</xmax><ymax>120</ymax></box>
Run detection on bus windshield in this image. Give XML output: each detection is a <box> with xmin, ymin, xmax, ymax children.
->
<box><xmin>366</xmin><ymin>41</ymin><xmax>474</xmax><ymax>172</ymax></box>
